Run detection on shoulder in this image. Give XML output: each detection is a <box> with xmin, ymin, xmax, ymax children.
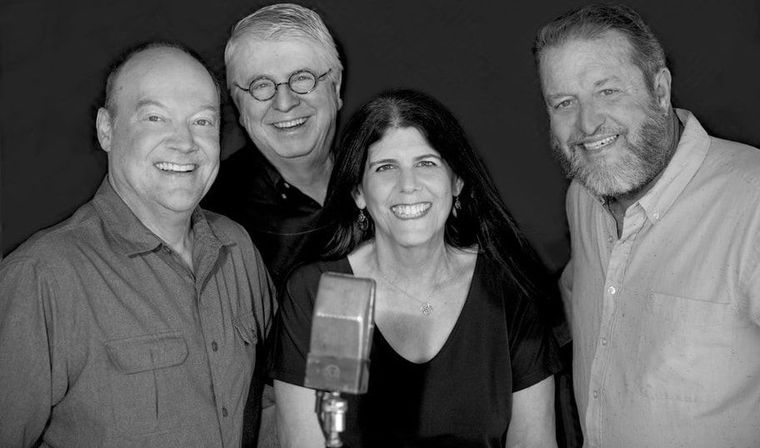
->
<box><xmin>0</xmin><ymin>201</ymin><xmax>101</xmax><ymax>296</ymax></box>
<box><xmin>285</xmin><ymin>258</ymin><xmax>351</xmax><ymax>291</ymax></box>
<box><xmin>705</xmin><ymin>136</ymin><xmax>760</xmax><ymax>190</ymax></box>
<box><xmin>203</xmin><ymin>146</ymin><xmax>272</xmax><ymax>209</ymax></box>
<box><xmin>2</xmin><ymin>201</ymin><xmax>101</xmax><ymax>269</ymax></box>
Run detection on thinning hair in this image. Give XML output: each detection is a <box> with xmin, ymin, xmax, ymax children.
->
<box><xmin>102</xmin><ymin>41</ymin><xmax>221</xmax><ymax>116</ymax></box>
<box><xmin>321</xmin><ymin>89</ymin><xmax>551</xmax><ymax>298</ymax></box>
<box><xmin>533</xmin><ymin>3</ymin><xmax>667</xmax><ymax>91</ymax></box>
<box><xmin>224</xmin><ymin>3</ymin><xmax>343</xmax><ymax>89</ymax></box>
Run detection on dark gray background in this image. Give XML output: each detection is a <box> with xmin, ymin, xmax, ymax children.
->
<box><xmin>2</xmin><ymin>0</ymin><xmax>759</xmax><ymax>270</ymax></box>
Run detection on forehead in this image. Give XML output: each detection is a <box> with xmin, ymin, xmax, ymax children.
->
<box><xmin>228</xmin><ymin>38</ymin><xmax>327</xmax><ymax>78</ymax></box>
<box><xmin>539</xmin><ymin>31</ymin><xmax>643</xmax><ymax>91</ymax></box>
<box><xmin>112</xmin><ymin>48</ymin><xmax>219</xmax><ymax>110</ymax></box>
<box><xmin>369</xmin><ymin>127</ymin><xmax>436</xmax><ymax>157</ymax></box>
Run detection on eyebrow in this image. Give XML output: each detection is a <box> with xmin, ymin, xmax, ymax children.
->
<box><xmin>135</xmin><ymin>99</ymin><xmax>219</xmax><ymax>114</ymax></box>
<box><xmin>593</xmin><ymin>76</ymin><xmax>620</xmax><ymax>88</ymax></box>
<box><xmin>247</xmin><ymin>67</ymin><xmax>319</xmax><ymax>83</ymax></box>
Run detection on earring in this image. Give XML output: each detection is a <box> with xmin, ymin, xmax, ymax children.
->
<box><xmin>452</xmin><ymin>196</ymin><xmax>461</xmax><ymax>217</ymax></box>
<box><xmin>357</xmin><ymin>208</ymin><xmax>368</xmax><ymax>231</ymax></box>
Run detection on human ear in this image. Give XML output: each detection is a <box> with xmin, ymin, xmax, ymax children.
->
<box><xmin>96</xmin><ymin>107</ymin><xmax>114</xmax><ymax>153</ymax></box>
<box><xmin>352</xmin><ymin>185</ymin><xmax>366</xmax><ymax>209</ymax></box>
<box><xmin>652</xmin><ymin>68</ymin><xmax>672</xmax><ymax>110</ymax></box>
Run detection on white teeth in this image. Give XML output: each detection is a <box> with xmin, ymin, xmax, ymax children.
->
<box><xmin>391</xmin><ymin>203</ymin><xmax>431</xmax><ymax>219</ymax></box>
<box><xmin>583</xmin><ymin>135</ymin><xmax>617</xmax><ymax>151</ymax></box>
<box><xmin>273</xmin><ymin>117</ymin><xmax>307</xmax><ymax>129</ymax></box>
<box><xmin>155</xmin><ymin>162</ymin><xmax>195</xmax><ymax>172</ymax></box>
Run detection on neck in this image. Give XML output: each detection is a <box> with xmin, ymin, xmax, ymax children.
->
<box><xmin>267</xmin><ymin>151</ymin><xmax>333</xmax><ymax>205</ymax></box>
<box><xmin>372</xmin><ymin>238</ymin><xmax>455</xmax><ymax>285</ymax></box>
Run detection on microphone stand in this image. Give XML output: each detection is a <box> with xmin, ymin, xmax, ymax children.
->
<box><xmin>316</xmin><ymin>390</ymin><xmax>348</xmax><ymax>447</ymax></box>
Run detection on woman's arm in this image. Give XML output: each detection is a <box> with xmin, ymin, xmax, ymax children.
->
<box><xmin>506</xmin><ymin>376</ymin><xmax>557</xmax><ymax>448</ymax></box>
<box><xmin>274</xmin><ymin>379</ymin><xmax>325</xmax><ymax>448</ymax></box>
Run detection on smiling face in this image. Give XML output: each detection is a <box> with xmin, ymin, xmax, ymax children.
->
<box><xmin>354</xmin><ymin>127</ymin><xmax>463</xmax><ymax>250</ymax></box>
<box><xmin>227</xmin><ymin>38</ymin><xmax>342</xmax><ymax>165</ymax></box>
<box><xmin>539</xmin><ymin>30</ymin><xmax>674</xmax><ymax>199</ymax></box>
<box><xmin>96</xmin><ymin>47</ymin><xmax>220</xmax><ymax>224</ymax></box>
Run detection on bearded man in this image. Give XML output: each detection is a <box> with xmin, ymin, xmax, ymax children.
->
<box><xmin>534</xmin><ymin>4</ymin><xmax>760</xmax><ymax>447</ymax></box>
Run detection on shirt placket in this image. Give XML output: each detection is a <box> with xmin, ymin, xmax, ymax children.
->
<box><xmin>194</xmin><ymin>242</ymin><xmax>235</xmax><ymax>447</ymax></box>
<box><xmin>585</xmin><ymin>205</ymin><xmax>645</xmax><ymax>447</ymax></box>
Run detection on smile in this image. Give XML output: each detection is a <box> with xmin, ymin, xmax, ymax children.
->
<box><xmin>582</xmin><ymin>135</ymin><xmax>618</xmax><ymax>151</ymax></box>
<box><xmin>155</xmin><ymin>162</ymin><xmax>196</xmax><ymax>173</ymax></box>
<box><xmin>391</xmin><ymin>202</ymin><xmax>431</xmax><ymax>219</ymax></box>
<box><xmin>272</xmin><ymin>117</ymin><xmax>307</xmax><ymax>130</ymax></box>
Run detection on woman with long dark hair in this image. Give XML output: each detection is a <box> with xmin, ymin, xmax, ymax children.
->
<box><xmin>272</xmin><ymin>89</ymin><xmax>560</xmax><ymax>447</ymax></box>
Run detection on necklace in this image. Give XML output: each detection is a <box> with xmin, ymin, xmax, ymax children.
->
<box><xmin>377</xmin><ymin>267</ymin><xmax>455</xmax><ymax>317</ymax></box>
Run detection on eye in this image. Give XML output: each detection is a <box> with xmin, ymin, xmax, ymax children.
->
<box><xmin>194</xmin><ymin>117</ymin><xmax>216</xmax><ymax>127</ymax></box>
<box><xmin>600</xmin><ymin>88</ymin><xmax>619</xmax><ymax>96</ymax></box>
<box><xmin>147</xmin><ymin>114</ymin><xmax>164</xmax><ymax>122</ymax></box>
<box><xmin>374</xmin><ymin>163</ymin><xmax>395</xmax><ymax>172</ymax></box>
<box><xmin>417</xmin><ymin>159</ymin><xmax>438</xmax><ymax>168</ymax></box>
<box><xmin>553</xmin><ymin>99</ymin><xmax>573</xmax><ymax>110</ymax></box>
<box><xmin>250</xmin><ymin>78</ymin><xmax>273</xmax><ymax>91</ymax></box>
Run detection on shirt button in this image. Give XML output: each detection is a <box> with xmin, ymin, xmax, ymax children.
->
<box><xmin>601</xmin><ymin>337</ymin><xmax>608</xmax><ymax>346</ymax></box>
<box><xmin>211</xmin><ymin>341</ymin><xmax>218</xmax><ymax>352</ymax></box>
<box><xmin>607</xmin><ymin>236</ymin><xmax>614</xmax><ymax>244</ymax></box>
<box><xmin>222</xmin><ymin>407</ymin><xmax>228</xmax><ymax>417</ymax></box>
<box><xmin>653</xmin><ymin>212</ymin><xmax>660</xmax><ymax>220</ymax></box>
<box><xmin>283</xmin><ymin>182</ymin><xmax>290</xmax><ymax>189</ymax></box>
<box><xmin>593</xmin><ymin>390</ymin><xmax>599</xmax><ymax>399</ymax></box>
<box><xmin>608</xmin><ymin>286</ymin><xmax>616</xmax><ymax>295</ymax></box>
<box><xmin>281</xmin><ymin>193</ymin><xmax>287</xmax><ymax>200</ymax></box>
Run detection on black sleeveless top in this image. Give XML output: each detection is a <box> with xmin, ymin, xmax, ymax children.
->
<box><xmin>271</xmin><ymin>255</ymin><xmax>560</xmax><ymax>448</ymax></box>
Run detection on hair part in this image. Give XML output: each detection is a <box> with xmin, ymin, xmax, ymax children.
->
<box><xmin>102</xmin><ymin>41</ymin><xmax>222</xmax><ymax>116</ymax></box>
<box><xmin>224</xmin><ymin>3</ymin><xmax>343</xmax><ymax>90</ymax></box>
<box><xmin>320</xmin><ymin>89</ymin><xmax>549</xmax><ymax>298</ymax></box>
<box><xmin>533</xmin><ymin>3</ymin><xmax>667</xmax><ymax>92</ymax></box>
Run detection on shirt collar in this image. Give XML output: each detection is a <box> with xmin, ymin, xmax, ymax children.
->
<box><xmin>636</xmin><ymin>108</ymin><xmax>710</xmax><ymax>223</ymax></box>
<box><xmin>91</xmin><ymin>177</ymin><xmax>234</xmax><ymax>256</ymax></box>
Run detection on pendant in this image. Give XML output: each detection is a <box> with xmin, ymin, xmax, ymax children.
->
<box><xmin>420</xmin><ymin>302</ymin><xmax>433</xmax><ymax>316</ymax></box>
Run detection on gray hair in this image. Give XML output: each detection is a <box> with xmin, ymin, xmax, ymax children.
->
<box><xmin>224</xmin><ymin>3</ymin><xmax>342</xmax><ymax>89</ymax></box>
<box><xmin>533</xmin><ymin>3</ymin><xmax>666</xmax><ymax>92</ymax></box>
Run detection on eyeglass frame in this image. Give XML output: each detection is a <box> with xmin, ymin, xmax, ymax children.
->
<box><xmin>234</xmin><ymin>68</ymin><xmax>333</xmax><ymax>102</ymax></box>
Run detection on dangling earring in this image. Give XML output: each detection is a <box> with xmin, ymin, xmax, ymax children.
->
<box><xmin>357</xmin><ymin>208</ymin><xmax>368</xmax><ymax>231</ymax></box>
<box><xmin>452</xmin><ymin>196</ymin><xmax>461</xmax><ymax>217</ymax></box>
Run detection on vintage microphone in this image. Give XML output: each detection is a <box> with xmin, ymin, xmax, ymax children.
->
<box><xmin>304</xmin><ymin>272</ymin><xmax>376</xmax><ymax>447</ymax></box>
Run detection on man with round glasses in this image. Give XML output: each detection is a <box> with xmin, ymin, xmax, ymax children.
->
<box><xmin>202</xmin><ymin>4</ymin><xmax>343</xmax><ymax>447</ymax></box>
<box><xmin>204</xmin><ymin>3</ymin><xmax>342</xmax><ymax>288</ymax></box>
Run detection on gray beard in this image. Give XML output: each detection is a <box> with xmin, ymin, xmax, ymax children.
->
<box><xmin>552</xmin><ymin>103</ymin><xmax>674</xmax><ymax>199</ymax></box>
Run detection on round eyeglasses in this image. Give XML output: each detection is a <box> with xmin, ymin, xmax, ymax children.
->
<box><xmin>234</xmin><ymin>68</ymin><xmax>332</xmax><ymax>102</ymax></box>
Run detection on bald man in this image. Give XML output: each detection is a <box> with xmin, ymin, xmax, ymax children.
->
<box><xmin>0</xmin><ymin>42</ymin><xmax>275</xmax><ymax>447</ymax></box>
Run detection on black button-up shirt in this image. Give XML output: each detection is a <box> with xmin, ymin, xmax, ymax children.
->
<box><xmin>203</xmin><ymin>145</ymin><xmax>328</xmax><ymax>290</ymax></box>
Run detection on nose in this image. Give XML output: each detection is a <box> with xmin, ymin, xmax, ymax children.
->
<box><xmin>272</xmin><ymin>84</ymin><xmax>300</xmax><ymax>112</ymax></box>
<box><xmin>398</xmin><ymin>168</ymin><xmax>420</xmax><ymax>193</ymax></box>
<box><xmin>170</xmin><ymin>123</ymin><xmax>197</xmax><ymax>153</ymax></box>
<box><xmin>578</xmin><ymin>101</ymin><xmax>605</xmax><ymax>136</ymax></box>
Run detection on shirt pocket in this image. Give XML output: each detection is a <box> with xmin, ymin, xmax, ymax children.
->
<box><xmin>635</xmin><ymin>292</ymin><xmax>735</xmax><ymax>403</ymax></box>
<box><xmin>233</xmin><ymin>310</ymin><xmax>258</xmax><ymax>346</ymax></box>
<box><xmin>105</xmin><ymin>331</ymin><xmax>188</xmax><ymax>435</ymax></box>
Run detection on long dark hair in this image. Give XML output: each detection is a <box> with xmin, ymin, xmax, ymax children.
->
<box><xmin>321</xmin><ymin>89</ymin><xmax>549</xmax><ymax>298</ymax></box>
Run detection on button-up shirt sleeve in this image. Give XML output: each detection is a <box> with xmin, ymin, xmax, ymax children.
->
<box><xmin>0</xmin><ymin>256</ymin><xmax>67</xmax><ymax>447</ymax></box>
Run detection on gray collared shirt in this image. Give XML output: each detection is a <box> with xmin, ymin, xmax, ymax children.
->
<box><xmin>0</xmin><ymin>178</ymin><xmax>276</xmax><ymax>447</ymax></box>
